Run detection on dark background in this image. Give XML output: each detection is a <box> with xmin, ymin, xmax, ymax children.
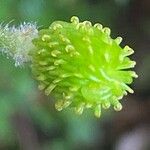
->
<box><xmin>0</xmin><ymin>0</ymin><xmax>150</xmax><ymax>149</ymax></box>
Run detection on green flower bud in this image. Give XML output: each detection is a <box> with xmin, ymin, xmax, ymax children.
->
<box><xmin>31</xmin><ymin>16</ymin><xmax>138</xmax><ymax>117</ymax></box>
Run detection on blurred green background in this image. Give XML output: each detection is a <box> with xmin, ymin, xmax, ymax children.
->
<box><xmin>0</xmin><ymin>0</ymin><xmax>150</xmax><ymax>150</ymax></box>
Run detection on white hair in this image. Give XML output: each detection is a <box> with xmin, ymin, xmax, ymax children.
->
<box><xmin>0</xmin><ymin>22</ymin><xmax>38</xmax><ymax>66</ymax></box>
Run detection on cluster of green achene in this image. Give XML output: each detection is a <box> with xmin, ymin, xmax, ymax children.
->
<box><xmin>31</xmin><ymin>16</ymin><xmax>138</xmax><ymax>117</ymax></box>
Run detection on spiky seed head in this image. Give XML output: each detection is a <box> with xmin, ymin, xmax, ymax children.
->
<box><xmin>31</xmin><ymin>16</ymin><xmax>138</xmax><ymax>117</ymax></box>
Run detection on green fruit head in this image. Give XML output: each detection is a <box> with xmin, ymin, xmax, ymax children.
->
<box><xmin>31</xmin><ymin>16</ymin><xmax>137</xmax><ymax>117</ymax></box>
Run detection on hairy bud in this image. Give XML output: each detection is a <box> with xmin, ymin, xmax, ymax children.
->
<box><xmin>0</xmin><ymin>22</ymin><xmax>38</xmax><ymax>66</ymax></box>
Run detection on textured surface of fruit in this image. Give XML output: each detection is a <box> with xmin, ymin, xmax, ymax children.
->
<box><xmin>31</xmin><ymin>16</ymin><xmax>138</xmax><ymax>117</ymax></box>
